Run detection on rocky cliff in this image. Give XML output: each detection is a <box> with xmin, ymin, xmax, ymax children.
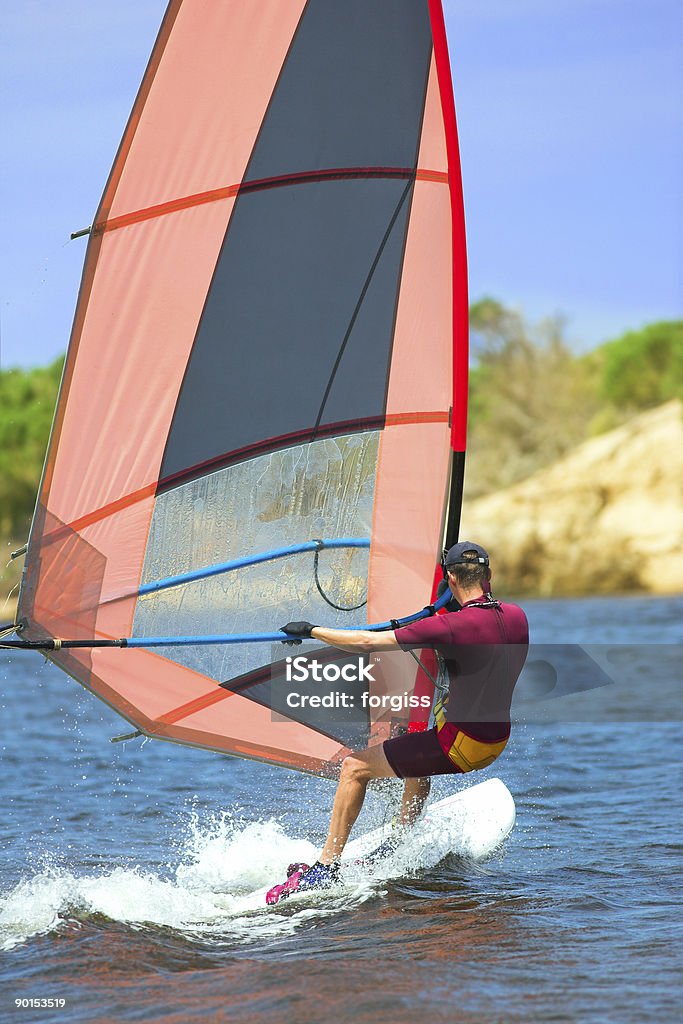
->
<box><xmin>460</xmin><ymin>399</ymin><xmax>683</xmax><ymax>596</ymax></box>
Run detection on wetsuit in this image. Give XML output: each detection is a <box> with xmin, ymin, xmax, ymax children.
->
<box><xmin>382</xmin><ymin>597</ymin><xmax>529</xmax><ymax>778</ymax></box>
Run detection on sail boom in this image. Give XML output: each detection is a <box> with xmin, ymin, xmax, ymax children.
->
<box><xmin>138</xmin><ymin>537</ymin><xmax>370</xmax><ymax>596</ymax></box>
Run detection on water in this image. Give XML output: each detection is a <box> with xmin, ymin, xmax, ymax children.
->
<box><xmin>1</xmin><ymin>595</ymin><xmax>682</xmax><ymax>1023</ymax></box>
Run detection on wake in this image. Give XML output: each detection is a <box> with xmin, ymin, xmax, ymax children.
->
<box><xmin>0</xmin><ymin>778</ymin><xmax>514</xmax><ymax>950</ymax></box>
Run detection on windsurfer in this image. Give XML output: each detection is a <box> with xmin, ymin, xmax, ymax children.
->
<box><xmin>272</xmin><ymin>543</ymin><xmax>529</xmax><ymax>896</ymax></box>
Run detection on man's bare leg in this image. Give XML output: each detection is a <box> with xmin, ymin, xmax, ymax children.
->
<box><xmin>318</xmin><ymin>743</ymin><xmax>397</xmax><ymax>864</ymax></box>
<box><xmin>398</xmin><ymin>776</ymin><xmax>431</xmax><ymax>827</ymax></box>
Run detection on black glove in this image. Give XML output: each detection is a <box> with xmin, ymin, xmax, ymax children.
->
<box><xmin>436</xmin><ymin>579</ymin><xmax>461</xmax><ymax>613</ymax></box>
<box><xmin>280</xmin><ymin>620</ymin><xmax>317</xmax><ymax>645</ymax></box>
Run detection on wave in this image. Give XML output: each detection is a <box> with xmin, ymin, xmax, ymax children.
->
<box><xmin>0</xmin><ymin>815</ymin><xmax>378</xmax><ymax>952</ymax></box>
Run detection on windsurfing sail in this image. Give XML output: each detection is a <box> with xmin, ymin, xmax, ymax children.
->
<box><xmin>15</xmin><ymin>0</ymin><xmax>468</xmax><ymax>776</ymax></box>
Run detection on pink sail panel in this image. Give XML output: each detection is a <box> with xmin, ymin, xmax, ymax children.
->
<box><xmin>19</xmin><ymin>0</ymin><xmax>468</xmax><ymax>776</ymax></box>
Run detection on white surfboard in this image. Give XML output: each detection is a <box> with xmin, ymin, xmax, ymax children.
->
<box><xmin>343</xmin><ymin>776</ymin><xmax>516</xmax><ymax>865</ymax></box>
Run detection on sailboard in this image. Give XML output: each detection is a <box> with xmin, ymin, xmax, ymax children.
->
<box><xmin>5</xmin><ymin>0</ymin><xmax>468</xmax><ymax>778</ymax></box>
<box><xmin>249</xmin><ymin>778</ymin><xmax>515</xmax><ymax>909</ymax></box>
<box><xmin>345</xmin><ymin>778</ymin><xmax>516</xmax><ymax>864</ymax></box>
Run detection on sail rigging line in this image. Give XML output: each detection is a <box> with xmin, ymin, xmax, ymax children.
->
<box><xmin>311</xmin><ymin>175</ymin><xmax>414</xmax><ymax>437</ymax></box>
<box><xmin>408</xmin><ymin>648</ymin><xmax>436</xmax><ymax>689</ymax></box>
<box><xmin>0</xmin><ymin>586</ymin><xmax>453</xmax><ymax>652</ymax></box>
<box><xmin>312</xmin><ymin>540</ymin><xmax>367</xmax><ymax>612</ymax></box>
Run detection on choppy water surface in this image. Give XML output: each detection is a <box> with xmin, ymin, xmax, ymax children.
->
<box><xmin>1</xmin><ymin>595</ymin><xmax>682</xmax><ymax>1023</ymax></box>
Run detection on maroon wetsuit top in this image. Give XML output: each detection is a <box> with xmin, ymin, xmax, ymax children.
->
<box><xmin>394</xmin><ymin>597</ymin><xmax>529</xmax><ymax>743</ymax></box>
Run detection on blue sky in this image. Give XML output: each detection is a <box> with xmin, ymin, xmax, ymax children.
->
<box><xmin>1</xmin><ymin>0</ymin><xmax>681</xmax><ymax>368</ymax></box>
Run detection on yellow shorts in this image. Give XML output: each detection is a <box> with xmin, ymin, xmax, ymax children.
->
<box><xmin>436</xmin><ymin>721</ymin><xmax>508</xmax><ymax>773</ymax></box>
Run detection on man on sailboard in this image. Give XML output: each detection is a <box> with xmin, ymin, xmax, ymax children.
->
<box><xmin>268</xmin><ymin>543</ymin><xmax>529</xmax><ymax>900</ymax></box>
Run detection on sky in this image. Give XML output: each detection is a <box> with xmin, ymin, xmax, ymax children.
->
<box><xmin>1</xmin><ymin>0</ymin><xmax>681</xmax><ymax>369</ymax></box>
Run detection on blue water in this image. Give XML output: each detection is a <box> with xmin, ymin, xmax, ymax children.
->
<box><xmin>1</xmin><ymin>595</ymin><xmax>682</xmax><ymax>1023</ymax></box>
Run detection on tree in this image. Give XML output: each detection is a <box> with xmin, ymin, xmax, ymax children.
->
<box><xmin>466</xmin><ymin>299</ymin><xmax>599</xmax><ymax>497</ymax></box>
<box><xmin>598</xmin><ymin>321</ymin><xmax>683</xmax><ymax>410</ymax></box>
<box><xmin>0</xmin><ymin>357</ymin><xmax>63</xmax><ymax>539</ymax></box>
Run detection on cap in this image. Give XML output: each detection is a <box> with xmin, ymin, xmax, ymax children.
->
<box><xmin>443</xmin><ymin>541</ymin><xmax>489</xmax><ymax>568</ymax></box>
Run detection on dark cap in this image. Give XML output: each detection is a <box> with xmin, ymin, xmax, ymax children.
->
<box><xmin>443</xmin><ymin>541</ymin><xmax>489</xmax><ymax>568</ymax></box>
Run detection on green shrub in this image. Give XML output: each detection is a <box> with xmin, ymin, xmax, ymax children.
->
<box><xmin>0</xmin><ymin>356</ymin><xmax>63</xmax><ymax>538</ymax></box>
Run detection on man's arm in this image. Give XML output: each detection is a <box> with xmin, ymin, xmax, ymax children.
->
<box><xmin>311</xmin><ymin>627</ymin><xmax>400</xmax><ymax>654</ymax></box>
<box><xmin>280</xmin><ymin>620</ymin><xmax>400</xmax><ymax>653</ymax></box>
